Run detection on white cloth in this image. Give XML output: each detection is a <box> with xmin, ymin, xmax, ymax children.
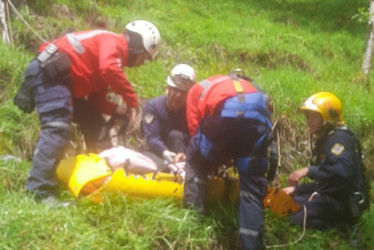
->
<box><xmin>99</xmin><ymin>146</ymin><xmax>157</xmax><ymax>174</ymax></box>
<box><xmin>167</xmin><ymin>161</ymin><xmax>185</xmax><ymax>179</ymax></box>
<box><xmin>162</xmin><ymin>150</ymin><xmax>177</xmax><ymax>163</ymax></box>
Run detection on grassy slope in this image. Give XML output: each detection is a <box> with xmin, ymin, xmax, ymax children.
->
<box><xmin>1</xmin><ymin>0</ymin><xmax>373</xmax><ymax>249</ymax></box>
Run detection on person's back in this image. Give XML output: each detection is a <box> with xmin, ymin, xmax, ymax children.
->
<box><xmin>42</xmin><ymin>30</ymin><xmax>130</xmax><ymax>100</ymax></box>
<box><xmin>184</xmin><ymin>71</ymin><xmax>273</xmax><ymax>249</ymax></box>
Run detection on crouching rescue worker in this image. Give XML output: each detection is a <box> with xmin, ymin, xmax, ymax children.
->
<box><xmin>184</xmin><ymin>71</ymin><xmax>273</xmax><ymax>249</ymax></box>
<box><xmin>142</xmin><ymin>64</ymin><xmax>195</xmax><ymax>172</ymax></box>
<box><xmin>283</xmin><ymin>92</ymin><xmax>370</xmax><ymax>230</ymax></box>
<box><xmin>13</xmin><ymin>20</ymin><xmax>161</xmax><ymax>205</ymax></box>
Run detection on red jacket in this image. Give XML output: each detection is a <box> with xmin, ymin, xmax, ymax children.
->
<box><xmin>186</xmin><ymin>75</ymin><xmax>258</xmax><ymax>136</ymax></box>
<box><xmin>39</xmin><ymin>30</ymin><xmax>138</xmax><ymax>115</ymax></box>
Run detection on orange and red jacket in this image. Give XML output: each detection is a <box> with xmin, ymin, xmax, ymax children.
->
<box><xmin>186</xmin><ymin>75</ymin><xmax>258</xmax><ymax>136</ymax></box>
<box><xmin>38</xmin><ymin>30</ymin><xmax>137</xmax><ymax>115</ymax></box>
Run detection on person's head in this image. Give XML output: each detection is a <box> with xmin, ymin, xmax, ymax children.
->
<box><xmin>166</xmin><ymin>64</ymin><xmax>196</xmax><ymax>112</ymax></box>
<box><xmin>124</xmin><ymin>20</ymin><xmax>161</xmax><ymax>67</ymax></box>
<box><xmin>299</xmin><ymin>92</ymin><xmax>344</xmax><ymax>136</ymax></box>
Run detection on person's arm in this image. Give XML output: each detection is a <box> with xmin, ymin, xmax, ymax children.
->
<box><xmin>283</xmin><ymin>182</ymin><xmax>318</xmax><ymax>196</ymax></box>
<box><xmin>142</xmin><ymin>100</ymin><xmax>168</xmax><ymax>157</ymax></box>
<box><xmin>287</xmin><ymin>167</ymin><xmax>309</xmax><ymax>186</ymax></box>
<box><xmin>186</xmin><ymin>85</ymin><xmax>203</xmax><ymax>136</ymax></box>
<box><xmin>98</xmin><ymin>36</ymin><xmax>138</xmax><ymax>110</ymax></box>
<box><xmin>307</xmin><ymin>132</ymin><xmax>356</xmax><ymax>194</ymax></box>
<box><xmin>86</xmin><ymin>89</ymin><xmax>116</xmax><ymax>115</ymax></box>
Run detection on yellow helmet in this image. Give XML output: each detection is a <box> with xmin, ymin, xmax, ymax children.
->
<box><xmin>299</xmin><ymin>92</ymin><xmax>344</xmax><ymax>126</ymax></box>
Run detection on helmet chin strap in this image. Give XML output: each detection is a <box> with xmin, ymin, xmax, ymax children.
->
<box><xmin>323</xmin><ymin>120</ymin><xmax>344</xmax><ymax>129</ymax></box>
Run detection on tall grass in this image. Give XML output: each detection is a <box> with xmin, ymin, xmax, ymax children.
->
<box><xmin>1</xmin><ymin>0</ymin><xmax>373</xmax><ymax>249</ymax></box>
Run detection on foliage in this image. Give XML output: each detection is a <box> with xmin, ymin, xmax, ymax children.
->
<box><xmin>1</xmin><ymin>0</ymin><xmax>374</xmax><ymax>249</ymax></box>
<box><xmin>352</xmin><ymin>7</ymin><xmax>371</xmax><ymax>24</ymax></box>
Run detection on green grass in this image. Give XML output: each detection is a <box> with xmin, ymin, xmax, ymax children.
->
<box><xmin>1</xmin><ymin>0</ymin><xmax>374</xmax><ymax>249</ymax></box>
<box><xmin>1</xmin><ymin>158</ymin><xmax>372</xmax><ymax>249</ymax></box>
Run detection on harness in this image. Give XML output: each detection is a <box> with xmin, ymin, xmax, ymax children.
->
<box><xmin>228</xmin><ymin>73</ymin><xmax>271</xmax><ymax>147</ymax></box>
<box><xmin>36</xmin><ymin>43</ymin><xmax>71</xmax><ymax>79</ymax></box>
<box><xmin>194</xmin><ymin>72</ymin><xmax>277</xmax><ymax>178</ymax></box>
<box><xmin>333</xmin><ymin>127</ymin><xmax>370</xmax><ymax>213</ymax></box>
<box><xmin>223</xmin><ymin>72</ymin><xmax>273</xmax><ymax>175</ymax></box>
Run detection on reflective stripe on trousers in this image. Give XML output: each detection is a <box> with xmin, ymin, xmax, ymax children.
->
<box><xmin>238</xmin><ymin>173</ymin><xmax>267</xmax><ymax>250</ymax></box>
<box><xmin>26</xmin><ymin>69</ymin><xmax>73</xmax><ymax>197</ymax></box>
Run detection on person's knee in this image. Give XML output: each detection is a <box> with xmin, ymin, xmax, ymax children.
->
<box><xmin>168</xmin><ymin>129</ymin><xmax>184</xmax><ymax>139</ymax></box>
<box><xmin>168</xmin><ymin>130</ymin><xmax>186</xmax><ymax>145</ymax></box>
<box><xmin>38</xmin><ymin>123</ymin><xmax>72</xmax><ymax>150</ymax></box>
<box><xmin>290</xmin><ymin>209</ymin><xmax>305</xmax><ymax>226</ymax></box>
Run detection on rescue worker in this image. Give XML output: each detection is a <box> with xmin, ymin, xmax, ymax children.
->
<box><xmin>13</xmin><ymin>20</ymin><xmax>161</xmax><ymax>205</ymax></box>
<box><xmin>184</xmin><ymin>71</ymin><xmax>273</xmax><ymax>250</ymax></box>
<box><xmin>283</xmin><ymin>92</ymin><xmax>370</xmax><ymax>230</ymax></box>
<box><xmin>142</xmin><ymin>64</ymin><xmax>195</xmax><ymax>172</ymax></box>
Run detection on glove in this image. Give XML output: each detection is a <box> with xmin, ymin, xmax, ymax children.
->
<box><xmin>162</xmin><ymin>150</ymin><xmax>177</xmax><ymax>163</ymax></box>
<box><xmin>13</xmin><ymin>84</ymin><xmax>35</xmax><ymax>113</ymax></box>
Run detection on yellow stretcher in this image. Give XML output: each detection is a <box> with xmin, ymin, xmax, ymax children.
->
<box><xmin>56</xmin><ymin>153</ymin><xmax>239</xmax><ymax>204</ymax></box>
<box><xmin>56</xmin><ymin>153</ymin><xmax>299</xmax><ymax>216</ymax></box>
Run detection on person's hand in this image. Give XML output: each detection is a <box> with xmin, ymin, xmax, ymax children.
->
<box><xmin>163</xmin><ymin>150</ymin><xmax>177</xmax><ymax>163</ymax></box>
<box><xmin>174</xmin><ymin>152</ymin><xmax>186</xmax><ymax>162</ymax></box>
<box><xmin>287</xmin><ymin>167</ymin><xmax>309</xmax><ymax>186</ymax></box>
<box><xmin>282</xmin><ymin>186</ymin><xmax>295</xmax><ymax>196</ymax></box>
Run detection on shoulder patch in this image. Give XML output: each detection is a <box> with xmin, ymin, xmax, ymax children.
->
<box><xmin>331</xmin><ymin>143</ymin><xmax>344</xmax><ymax>156</ymax></box>
<box><xmin>144</xmin><ymin>113</ymin><xmax>154</xmax><ymax>124</ymax></box>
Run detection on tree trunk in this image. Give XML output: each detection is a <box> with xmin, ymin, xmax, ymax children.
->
<box><xmin>362</xmin><ymin>0</ymin><xmax>374</xmax><ymax>90</ymax></box>
<box><xmin>0</xmin><ymin>0</ymin><xmax>11</xmax><ymax>44</ymax></box>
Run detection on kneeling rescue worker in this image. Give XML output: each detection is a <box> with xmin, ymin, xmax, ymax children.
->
<box><xmin>13</xmin><ymin>20</ymin><xmax>161</xmax><ymax>206</ymax></box>
<box><xmin>142</xmin><ymin>64</ymin><xmax>196</xmax><ymax>172</ymax></box>
<box><xmin>184</xmin><ymin>71</ymin><xmax>273</xmax><ymax>249</ymax></box>
<box><xmin>283</xmin><ymin>92</ymin><xmax>370</xmax><ymax>230</ymax></box>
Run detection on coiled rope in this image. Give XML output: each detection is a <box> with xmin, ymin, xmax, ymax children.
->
<box><xmin>266</xmin><ymin>205</ymin><xmax>307</xmax><ymax>248</ymax></box>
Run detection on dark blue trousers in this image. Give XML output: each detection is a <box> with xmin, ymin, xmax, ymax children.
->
<box><xmin>290</xmin><ymin>194</ymin><xmax>350</xmax><ymax>230</ymax></box>
<box><xmin>24</xmin><ymin>60</ymin><xmax>105</xmax><ymax>197</ymax></box>
<box><xmin>184</xmin><ymin>115</ymin><xmax>269</xmax><ymax>250</ymax></box>
<box><xmin>24</xmin><ymin>60</ymin><xmax>73</xmax><ymax>197</ymax></box>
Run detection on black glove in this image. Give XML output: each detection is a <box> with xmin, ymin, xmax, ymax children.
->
<box><xmin>13</xmin><ymin>84</ymin><xmax>35</xmax><ymax>113</ymax></box>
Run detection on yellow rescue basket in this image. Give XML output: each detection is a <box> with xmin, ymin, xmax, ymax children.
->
<box><xmin>56</xmin><ymin>153</ymin><xmax>240</xmax><ymax>205</ymax></box>
<box><xmin>56</xmin><ymin>153</ymin><xmax>112</xmax><ymax>197</ymax></box>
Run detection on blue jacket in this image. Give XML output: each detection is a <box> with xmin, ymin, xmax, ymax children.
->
<box><xmin>295</xmin><ymin>127</ymin><xmax>366</xmax><ymax>200</ymax></box>
<box><xmin>142</xmin><ymin>95</ymin><xmax>189</xmax><ymax>156</ymax></box>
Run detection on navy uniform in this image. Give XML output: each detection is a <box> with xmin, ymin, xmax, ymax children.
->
<box><xmin>142</xmin><ymin>64</ymin><xmax>196</xmax><ymax>171</ymax></box>
<box><xmin>291</xmin><ymin>127</ymin><xmax>370</xmax><ymax>229</ymax></box>
<box><xmin>142</xmin><ymin>95</ymin><xmax>190</xmax><ymax>171</ymax></box>
<box><xmin>184</xmin><ymin>74</ymin><xmax>273</xmax><ymax>250</ymax></box>
<box><xmin>287</xmin><ymin>92</ymin><xmax>370</xmax><ymax>230</ymax></box>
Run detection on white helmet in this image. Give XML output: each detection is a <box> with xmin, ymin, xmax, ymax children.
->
<box><xmin>166</xmin><ymin>64</ymin><xmax>196</xmax><ymax>92</ymax></box>
<box><xmin>125</xmin><ymin>20</ymin><xmax>161</xmax><ymax>60</ymax></box>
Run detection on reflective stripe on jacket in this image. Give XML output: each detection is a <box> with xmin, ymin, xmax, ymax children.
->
<box><xmin>38</xmin><ymin>30</ymin><xmax>137</xmax><ymax>115</ymax></box>
<box><xmin>186</xmin><ymin>75</ymin><xmax>258</xmax><ymax>136</ymax></box>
